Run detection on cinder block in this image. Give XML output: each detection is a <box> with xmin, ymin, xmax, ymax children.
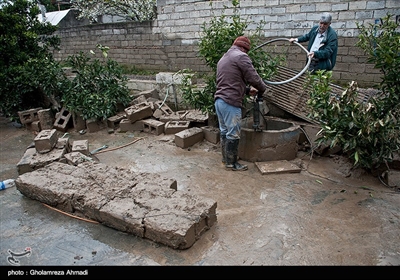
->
<box><xmin>34</xmin><ymin>129</ymin><xmax>58</xmax><ymax>154</ymax></box>
<box><xmin>119</xmin><ymin>119</ymin><xmax>144</xmax><ymax>132</ymax></box>
<box><xmin>86</xmin><ymin>118</ymin><xmax>106</xmax><ymax>133</ymax></box>
<box><xmin>185</xmin><ymin>109</ymin><xmax>209</xmax><ymax>123</ymax></box>
<box><xmin>164</xmin><ymin>120</ymin><xmax>190</xmax><ymax>134</ymax></box>
<box><xmin>125</xmin><ymin>102</ymin><xmax>153</xmax><ymax>123</ymax></box>
<box><xmin>159</xmin><ymin>111</ymin><xmax>189</xmax><ymax>123</ymax></box>
<box><xmin>153</xmin><ymin>101</ymin><xmax>174</xmax><ymax>119</ymax></box>
<box><xmin>17</xmin><ymin>148</ymin><xmax>36</xmax><ymax>175</ymax></box>
<box><xmin>18</xmin><ymin>107</ymin><xmax>42</xmax><ymax>125</ymax></box>
<box><xmin>142</xmin><ymin>119</ymin><xmax>165</xmax><ymax>135</ymax></box>
<box><xmin>71</xmin><ymin>140</ymin><xmax>89</xmax><ymax>156</ymax></box>
<box><xmin>175</xmin><ymin>127</ymin><xmax>204</xmax><ymax>149</ymax></box>
<box><xmin>107</xmin><ymin>112</ymin><xmax>126</xmax><ymax>129</ymax></box>
<box><xmin>54</xmin><ymin>107</ymin><xmax>72</xmax><ymax>132</ymax></box>
<box><xmin>202</xmin><ymin>126</ymin><xmax>220</xmax><ymax>144</ymax></box>
<box><xmin>38</xmin><ymin>108</ymin><xmax>55</xmax><ymax>130</ymax></box>
<box><xmin>64</xmin><ymin>152</ymin><xmax>93</xmax><ymax>166</ymax></box>
<box><xmin>72</xmin><ymin>112</ymin><xmax>86</xmax><ymax>131</ymax></box>
<box><xmin>130</xmin><ymin>95</ymin><xmax>147</xmax><ymax>105</ymax></box>
<box><xmin>26</xmin><ymin>120</ymin><xmax>41</xmax><ymax>132</ymax></box>
<box><xmin>134</xmin><ymin>89</ymin><xmax>160</xmax><ymax>99</ymax></box>
<box><xmin>383</xmin><ymin>170</ymin><xmax>400</xmax><ymax>187</ymax></box>
<box><xmin>56</xmin><ymin>137</ymin><xmax>71</xmax><ymax>153</ymax></box>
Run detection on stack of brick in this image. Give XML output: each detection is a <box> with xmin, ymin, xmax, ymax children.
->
<box><xmin>105</xmin><ymin>91</ymin><xmax>219</xmax><ymax>148</ymax></box>
<box><xmin>16</xmin><ymin>128</ymin><xmax>95</xmax><ymax>175</ymax></box>
<box><xmin>18</xmin><ymin>107</ymin><xmax>53</xmax><ymax>132</ymax></box>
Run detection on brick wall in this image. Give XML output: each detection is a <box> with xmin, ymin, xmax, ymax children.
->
<box><xmin>53</xmin><ymin>0</ymin><xmax>400</xmax><ymax>87</ymax></box>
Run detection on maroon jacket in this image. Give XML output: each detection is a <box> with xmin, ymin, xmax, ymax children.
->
<box><xmin>214</xmin><ymin>45</ymin><xmax>267</xmax><ymax>108</ymax></box>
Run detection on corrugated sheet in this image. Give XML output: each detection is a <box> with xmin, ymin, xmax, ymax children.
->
<box><xmin>38</xmin><ymin>9</ymin><xmax>70</xmax><ymax>25</ymax></box>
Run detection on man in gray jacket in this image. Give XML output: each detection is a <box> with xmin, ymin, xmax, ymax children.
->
<box><xmin>214</xmin><ymin>36</ymin><xmax>267</xmax><ymax>171</ymax></box>
<box><xmin>289</xmin><ymin>12</ymin><xmax>338</xmax><ymax>73</ymax></box>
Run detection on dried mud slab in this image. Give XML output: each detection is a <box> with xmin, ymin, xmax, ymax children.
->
<box><xmin>15</xmin><ymin>161</ymin><xmax>217</xmax><ymax>249</ymax></box>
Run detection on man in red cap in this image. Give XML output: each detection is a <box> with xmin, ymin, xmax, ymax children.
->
<box><xmin>214</xmin><ymin>36</ymin><xmax>267</xmax><ymax>171</ymax></box>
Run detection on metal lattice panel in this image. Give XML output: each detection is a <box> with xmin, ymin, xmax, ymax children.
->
<box><xmin>264</xmin><ymin>66</ymin><xmax>375</xmax><ymax>124</ymax></box>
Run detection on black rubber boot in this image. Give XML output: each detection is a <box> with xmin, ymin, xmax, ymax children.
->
<box><xmin>221</xmin><ymin>135</ymin><xmax>227</xmax><ymax>164</ymax></box>
<box><xmin>225</xmin><ymin>139</ymin><xmax>248</xmax><ymax>171</ymax></box>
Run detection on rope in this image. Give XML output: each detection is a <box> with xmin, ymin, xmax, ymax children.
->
<box><xmin>43</xmin><ymin>203</ymin><xmax>99</xmax><ymax>224</ymax></box>
<box><xmin>94</xmin><ymin>137</ymin><xmax>144</xmax><ymax>154</ymax></box>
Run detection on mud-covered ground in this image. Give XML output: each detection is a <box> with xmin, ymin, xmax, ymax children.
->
<box><xmin>1</xmin><ymin>115</ymin><xmax>399</xmax><ymax>270</ymax></box>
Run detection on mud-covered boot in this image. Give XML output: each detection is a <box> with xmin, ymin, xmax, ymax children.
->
<box><xmin>221</xmin><ymin>135</ymin><xmax>227</xmax><ymax>165</ymax></box>
<box><xmin>231</xmin><ymin>161</ymin><xmax>248</xmax><ymax>171</ymax></box>
<box><xmin>225</xmin><ymin>139</ymin><xmax>248</xmax><ymax>171</ymax></box>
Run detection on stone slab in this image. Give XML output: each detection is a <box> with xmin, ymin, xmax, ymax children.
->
<box><xmin>255</xmin><ymin>160</ymin><xmax>302</xmax><ymax>175</ymax></box>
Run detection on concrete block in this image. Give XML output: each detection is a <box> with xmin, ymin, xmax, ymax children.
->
<box><xmin>26</xmin><ymin>120</ymin><xmax>41</xmax><ymax>132</ymax></box>
<box><xmin>202</xmin><ymin>126</ymin><xmax>220</xmax><ymax>144</ymax></box>
<box><xmin>383</xmin><ymin>170</ymin><xmax>400</xmax><ymax>187</ymax></box>
<box><xmin>130</xmin><ymin>95</ymin><xmax>147</xmax><ymax>105</ymax></box>
<box><xmin>125</xmin><ymin>102</ymin><xmax>153</xmax><ymax>123</ymax></box>
<box><xmin>16</xmin><ymin>148</ymin><xmax>36</xmax><ymax>175</ymax></box>
<box><xmin>153</xmin><ymin>101</ymin><xmax>174</xmax><ymax>119</ymax></box>
<box><xmin>159</xmin><ymin>111</ymin><xmax>188</xmax><ymax>123</ymax></box>
<box><xmin>72</xmin><ymin>112</ymin><xmax>86</xmax><ymax>131</ymax></box>
<box><xmin>64</xmin><ymin>152</ymin><xmax>94</xmax><ymax>166</ymax></box>
<box><xmin>18</xmin><ymin>107</ymin><xmax>42</xmax><ymax>125</ymax></box>
<box><xmin>185</xmin><ymin>109</ymin><xmax>208</xmax><ymax>123</ymax></box>
<box><xmin>119</xmin><ymin>119</ymin><xmax>144</xmax><ymax>132</ymax></box>
<box><xmin>156</xmin><ymin>72</ymin><xmax>196</xmax><ymax>85</ymax></box>
<box><xmin>107</xmin><ymin>112</ymin><xmax>126</xmax><ymax>129</ymax></box>
<box><xmin>17</xmin><ymin>146</ymin><xmax>66</xmax><ymax>175</ymax></box>
<box><xmin>86</xmin><ymin>118</ymin><xmax>107</xmax><ymax>133</ymax></box>
<box><xmin>136</xmin><ymin>89</ymin><xmax>160</xmax><ymax>99</ymax></box>
<box><xmin>56</xmin><ymin>137</ymin><xmax>71</xmax><ymax>153</ymax></box>
<box><xmin>71</xmin><ymin>140</ymin><xmax>89</xmax><ymax>156</ymax></box>
<box><xmin>128</xmin><ymin>89</ymin><xmax>160</xmax><ymax>101</ymax></box>
<box><xmin>54</xmin><ymin>107</ymin><xmax>72</xmax><ymax>132</ymax></box>
<box><xmin>34</xmin><ymin>129</ymin><xmax>58</xmax><ymax>154</ymax></box>
<box><xmin>142</xmin><ymin>119</ymin><xmax>165</xmax><ymax>135</ymax></box>
<box><xmin>389</xmin><ymin>152</ymin><xmax>400</xmax><ymax>170</ymax></box>
<box><xmin>38</xmin><ymin>108</ymin><xmax>55</xmax><ymax>130</ymax></box>
<box><xmin>164</xmin><ymin>120</ymin><xmax>191</xmax><ymax>134</ymax></box>
<box><xmin>175</xmin><ymin>127</ymin><xmax>204</xmax><ymax>149</ymax></box>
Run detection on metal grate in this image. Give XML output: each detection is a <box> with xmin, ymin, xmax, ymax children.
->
<box><xmin>264</xmin><ymin>66</ymin><xmax>376</xmax><ymax>124</ymax></box>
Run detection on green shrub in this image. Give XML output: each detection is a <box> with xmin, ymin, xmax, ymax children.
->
<box><xmin>305</xmin><ymin>14</ymin><xmax>400</xmax><ymax>171</ymax></box>
<box><xmin>0</xmin><ymin>0</ymin><xmax>64</xmax><ymax>121</ymax></box>
<box><xmin>180</xmin><ymin>0</ymin><xmax>284</xmax><ymax>117</ymax></box>
<box><xmin>62</xmin><ymin>45</ymin><xmax>131</xmax><ymax>121</ymax></box>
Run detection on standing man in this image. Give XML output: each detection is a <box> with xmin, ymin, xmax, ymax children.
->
<box><xmin>214</xmin><ymin>36</ymin><xmax>267</xmax><ymax>171</ymax></box>
<box><xmin>289</xmin><ymin>12</ymin><xmax>338</xmax><ymax>73</ymax></box>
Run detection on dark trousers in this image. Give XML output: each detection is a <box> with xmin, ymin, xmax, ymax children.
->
<box><xmin>308</xmin><ymin>58</ymin><xmax>319</xmax><ymax>73</ymax></box>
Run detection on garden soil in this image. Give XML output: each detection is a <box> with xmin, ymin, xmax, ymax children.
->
<box><xmin>1</xmin><ymin>115</ymin><xmax>399</xmax><ymax>268</ymax></box>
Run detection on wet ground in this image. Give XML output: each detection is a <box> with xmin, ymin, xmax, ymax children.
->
<box><xmin>1</xmin><ymin>115</ymin><xmax>399</xmax><ymax>272</ymax></box>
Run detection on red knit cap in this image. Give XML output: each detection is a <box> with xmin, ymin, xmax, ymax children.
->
<box><xmin>233</xmin><ymin>36</ymin><xmax>251</xmax><ymax>51</ymax></box>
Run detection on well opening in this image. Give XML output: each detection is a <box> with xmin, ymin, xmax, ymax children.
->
<box><xmin>238</xmin><ymin>116</ymin><xmax>301</xmax><ymax>162</ymax></box>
